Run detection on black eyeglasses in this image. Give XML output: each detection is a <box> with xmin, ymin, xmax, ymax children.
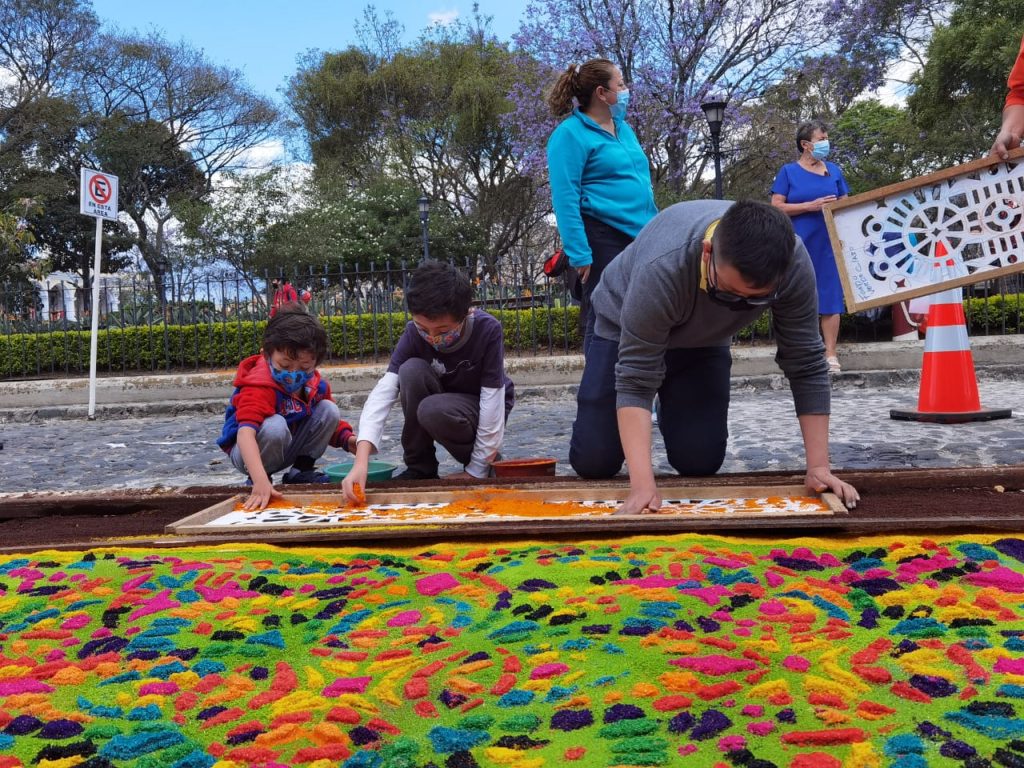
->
<box><xmin>706</xmin><ymin>250</ymin><xmax>779</xmax><ymax>311</ymax></box>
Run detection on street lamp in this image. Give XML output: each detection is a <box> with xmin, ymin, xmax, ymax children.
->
<box><xmin>700</xmin><ymin>97</ymin><xmax>728</xmax><ymax>199</ymax></box>
<box><xmin>417</xmin><ymin>195</ymin><xmax>431</xmax><ymax>262</ymax></box>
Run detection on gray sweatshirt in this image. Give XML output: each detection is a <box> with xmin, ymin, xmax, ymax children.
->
<box><xmin>591</xmin><ymin>200</ymin><xmax>830</xmax><ymax>414</ymax></box>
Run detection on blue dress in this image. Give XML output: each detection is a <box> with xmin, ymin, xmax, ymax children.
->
<box><xmin>771</xmin><ymin>162</ymin><xmax>850</xmax><ymax>314</ymax></box>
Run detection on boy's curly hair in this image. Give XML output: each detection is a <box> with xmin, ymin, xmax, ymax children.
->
<box><xmin>262</xmin><ymin>303</ymin><xmax>327</xmax><ymax>364</ymax></box>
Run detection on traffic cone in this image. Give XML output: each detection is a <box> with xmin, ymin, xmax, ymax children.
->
<box><xmin>890</xmin><ymin>284</ymin><xmax>1011</xmax><ymax>423</ymax></box>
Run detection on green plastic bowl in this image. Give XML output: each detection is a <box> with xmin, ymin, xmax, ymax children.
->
<box><xmin>324</xmin><ymin>461</ymin><xmax>397</xmax><ymax>483</ymax></box>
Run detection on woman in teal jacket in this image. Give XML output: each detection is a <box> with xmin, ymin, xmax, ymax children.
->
<box><xmin>546</xmin><ymin>58</ymin><xmax>657</xmax><ymax>355</ymax></box>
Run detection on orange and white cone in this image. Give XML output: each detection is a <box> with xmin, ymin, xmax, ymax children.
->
<box><xmin>890</xmin><ymin>286</ymin><xmax>1011</xmax><ymax>423</ymax></box>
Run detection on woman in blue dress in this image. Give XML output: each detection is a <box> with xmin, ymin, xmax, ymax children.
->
<box><xmin>771</xmin><ymin>120</ymin><xmax>850</xmax><ymax>373</ymax></box>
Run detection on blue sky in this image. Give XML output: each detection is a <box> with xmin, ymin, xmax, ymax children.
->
<box><xmin>89</xmin><ymin>0</ymin><xmax>531</xmax><ymax>100</ymax></box>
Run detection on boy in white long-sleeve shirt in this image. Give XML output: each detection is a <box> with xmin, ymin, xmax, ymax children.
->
<box><xmin>342</xmin><ymin>261</ymin><xmax>514</xmax><ymax>501</ymax></box>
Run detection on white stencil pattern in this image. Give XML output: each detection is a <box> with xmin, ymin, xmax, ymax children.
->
<box><xmin>837</xmin><ymin>158</ymin><xmax>1024</xmax><ymax>304</ymax></box>
<box><xmin>203</xmin><ymin>496</ymin><xmax>830</xmax><ymax>529</ymax></box>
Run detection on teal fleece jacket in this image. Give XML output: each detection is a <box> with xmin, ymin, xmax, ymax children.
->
<box><xmin>546</xmin><ymin>108</ymin><xmax>657</xmax><ymax>268</ymax></box>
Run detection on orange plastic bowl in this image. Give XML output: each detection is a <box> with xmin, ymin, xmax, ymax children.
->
<box><xmin>491</xmin><ymin>458</ymin><xmax>557</xmax><ymax>478</ymax></box>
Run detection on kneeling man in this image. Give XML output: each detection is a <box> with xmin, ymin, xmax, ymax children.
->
<box><xmin>569</xmin><ymin>199</ymin><xmax>860</xmax><ymax>514</ymax></box>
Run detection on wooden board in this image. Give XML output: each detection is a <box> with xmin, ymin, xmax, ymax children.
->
<box><xmin>824</xmin><ymin>147</ymin><xmax>1024</xmax><ymax>312</ymax></box>
<box><xmin>167</xmin><ymin>484</ymin><xmax>845</xmax><ymax>536</ymax></box>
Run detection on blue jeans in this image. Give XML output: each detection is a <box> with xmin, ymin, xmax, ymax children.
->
<box><xmin>581</xmin><ymin>216</ymin><xmax>634</xmax><ymax>357</ymax></box>
<box><xmin>569</xmin><ymin>335</ymin><xmax>731</xmax><ymax>479</ymax></box>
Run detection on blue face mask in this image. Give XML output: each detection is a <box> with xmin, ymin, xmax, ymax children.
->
<box><xmin>609</xmin><ymin>89</ymin><xmax>630</xmax><ymax>120</ymax></box>
<box><xmin>811</xmin><ymin>139</ymin><xmax>830</xmax><ymax>160</ymax></box>
<box><xmin>269</xmin><ymin>363</ymin><xmax>312</xmax><ymax>394</ymax></box>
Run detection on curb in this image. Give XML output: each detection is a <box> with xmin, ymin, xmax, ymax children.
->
<box><xmin>4</xmin><ymin>365</ymin><xmax>1022</xmax><ymax>422</ymax></box>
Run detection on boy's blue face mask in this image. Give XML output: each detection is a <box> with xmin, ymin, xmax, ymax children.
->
<box><xmin>269</xmin><ymin>364</ymin><xmax>312</xmax><ymax>394</ymax></box>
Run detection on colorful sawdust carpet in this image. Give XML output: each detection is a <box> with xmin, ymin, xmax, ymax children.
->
<box><xmin>3</xmin><ymin>534</ymin><xmax>1024</xmax><ymax>767</ymax></box>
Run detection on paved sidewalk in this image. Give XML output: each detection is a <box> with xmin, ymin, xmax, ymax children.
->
<box><xmin>2</xmin><ymin>374</ymin><xmax>1021</xmax><ymax>493</ymax></box>
<box><xmin>4</xmin><ymin>335</ymin><xmax>1024</xmax><ymax>417</ymax></box>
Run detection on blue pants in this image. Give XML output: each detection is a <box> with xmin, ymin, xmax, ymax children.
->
<box><xmin>581</xmin><ymin>216</ymin><xmax>634</xmax><ymax>357</ymax></box>
<box><xmin>230</xmin><ymin>399</ymin><xmax>340</xmax><ymax>477</ymax></box>
<box><xmin>569</xmin><ymin>335</ymin><xmax>731</xmax><ymax>479</ymax></box>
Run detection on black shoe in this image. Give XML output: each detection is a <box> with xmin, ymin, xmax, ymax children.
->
<box><xmin>393</xmin><ymin>467</ymin><xmax>439</xmax><ymax>481</ymax></box>
<box><xmin>282</xmin><ymin>468</ymin><xmax>331</xmax><ymax>484</ymax></box>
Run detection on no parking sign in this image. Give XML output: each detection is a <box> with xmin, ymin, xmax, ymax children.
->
<box><xmin>79</xmin><ymin>168</ymin><xmax>119</xmax><ymax>220</ymax></box>
<box><xmin>79</xmin><ymin>166</ymin><xmax>120</xmax><ymax>419</ymax></box>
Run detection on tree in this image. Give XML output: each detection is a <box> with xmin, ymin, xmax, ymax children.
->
<box><xmin>0</xmin><ymin>0</ymin><xmax>97</xmax><ymax>139</ymax></box>
<box><xmin>80</xmin><ymin>32</ymin><xmax>280</xmax><ymax>292</ymax></box>
<box><xmin>832</xmin><ymin>100</ymin><xmax>932</xmax><ymax>194</ymax></box>
<box><xmin>510</xmin><ymin>0</ymin><xmax>946</xmax><ymax>196</ymax></box>
<box><xmin>287</xmin><ymin>8</ymin><xmax>547</xmax><ymax>275</ymax></box>
<box><xmin>907</xmin><ymin>0</ymin><xmax>1024</xmax><ymax>167</ymax></box>
<box><xmin>1</xmin><ymin>95</ymin><xmax>135</xmax><ymax>292</ymax></box>
<box><xmin>181</xmin><ymin>168</ymin><xmax>295</xmax><ymax>310</ymax></box>
<box><xmin>257</xmin><ymin>176</ymin><xmax>487</xmax><ymax>274</ymax></box>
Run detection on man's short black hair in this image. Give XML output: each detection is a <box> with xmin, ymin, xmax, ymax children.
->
<box><xmin>262</xmin><ymin>303</ymin><xmax>327</xmax><ymax>364</ymax></box>
<box><xmin>406</xmin><ymin>261</ymin><xmax>473</xmax><ymax>320</ymax></box>
<box><xmin>714</xmin><ymin>200</ymin><xmax>795</xmax><ymax>289</ymax></box>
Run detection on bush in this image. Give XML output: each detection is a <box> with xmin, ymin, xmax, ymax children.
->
<box><xmin>0</xmin><ymin>306</ymin><xmax>583</xmax><ymax>378</ymax></box>
<box><xmin>964</xmin><ymin>294</ymin><xmax>1024</xmax><ymax>334</ymax></box>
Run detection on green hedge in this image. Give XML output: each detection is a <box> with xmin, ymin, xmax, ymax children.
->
<box><xmin>964</xmin><ymin>294</ymin><xmax>1024</xmax><ymax>334</ymax></box>
<box><xmin>3</xmin><ymin>296</ymin><xmax>1021</xmax><ymax>378</ymax></box>
<box><xmin>0</xmin><ymin>306</ymin><xmax>582</xmax><ymax>378</ymax></box>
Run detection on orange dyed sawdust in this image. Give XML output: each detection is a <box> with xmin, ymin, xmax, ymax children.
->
<box><xmin>231</xmin><ymin>489</ymin><xmax>829</xmax><ymax>521</ymax></box>
<box><xmin>350</xmin><ymin>483</ymin><xmax>367</xmax><ymax>507</ymax></box>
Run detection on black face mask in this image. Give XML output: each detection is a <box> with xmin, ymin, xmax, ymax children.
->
<box><xmin>706</xmin><ymin>252</ymin><xmax>779</xmax><ymax>312</ymax></box>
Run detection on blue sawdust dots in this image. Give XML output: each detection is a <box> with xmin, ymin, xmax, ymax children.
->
<box><xmin>427</xmin><ymin>726</ymin><xmax>490</xmax><ymax>753</ymax></box>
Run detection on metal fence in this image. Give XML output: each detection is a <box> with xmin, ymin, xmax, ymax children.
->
<box><xmin>1</xmin><ymin>258</ymin><xmax>1022</xmax><ymax>379</ymax></box>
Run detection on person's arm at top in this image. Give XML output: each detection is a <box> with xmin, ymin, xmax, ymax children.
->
<box><xmin>547</xmin><ymin>123</ymin><xmax>593</xmax><ymax>275</ymax></box>
<box><xmin>992</xmin><ymin>36</ymin><xmax>1024</xmax><ymax>159</ymax></box>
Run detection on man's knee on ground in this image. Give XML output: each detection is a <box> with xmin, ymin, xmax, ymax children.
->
<box><xmin>570</xmin><ymin>449</ymin><xmax>622</xmax><ymax>480</ymax></box>
<box><xmin>666</xmin><ymin>441</ymin><xmax>726</xmax><ymax>477</ymax></box>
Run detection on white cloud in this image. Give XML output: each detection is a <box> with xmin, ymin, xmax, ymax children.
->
<box><xmin>428</xmin><ymin>8</ymin><xmax>459</xmax><ymax>26</ymax></box>
<box><xmin>236</xmin><ymin>138</ymin><xmax>287</xmax><ymax>169</ymax></box>
<box><xmin>873</xmin><ymin>59</ymin><xmax>918</xmax><ymax>107</ymax></box>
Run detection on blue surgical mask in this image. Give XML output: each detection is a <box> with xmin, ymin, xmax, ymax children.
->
<box><xmin>811</xmin><ymin>139</ymin><xmax>830</xmax><ymax>160</ymax></box>
<box><xmin>609</xmin><ymin>89</ymin><xmax>630</xmax><ymax>120</ymax></box>
<box><xmin>269</xmin><ymin>363</ymin><xmax>312</xmax><ymax>394</ymax></box>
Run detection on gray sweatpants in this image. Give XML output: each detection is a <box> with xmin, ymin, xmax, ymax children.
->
<box><xmin>230</xmin><ymin>399</ymin><xmax>340</xmax><ymax>478</ymax></box>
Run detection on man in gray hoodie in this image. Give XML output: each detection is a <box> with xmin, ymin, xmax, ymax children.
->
<box><xmin>569</xmin><ymin>199</ymin><xmax>860</xmax><ymax>514</ymax></box>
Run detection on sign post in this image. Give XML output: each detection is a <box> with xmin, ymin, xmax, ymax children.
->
<box><xmin>79</xmin><ymin>168</ymin><xmax>119</xmax><ymax>420</ymax></box>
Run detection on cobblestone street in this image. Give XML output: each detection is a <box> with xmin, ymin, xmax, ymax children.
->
<box><xmin>3</xmin><ymin>376</ymin><xmax>1023</xmax><ymax>493</ymax></box>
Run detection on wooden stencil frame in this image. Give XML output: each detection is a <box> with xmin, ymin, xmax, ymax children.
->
<box><xmin>167</xmin><ymin>484</ymin><xmax>845</xmax><ymax>537</ymax></box>
<box><xmin>824</xmin><ymin>148</ymin><xmax>1024</xmax><ymax>312</ymax></box>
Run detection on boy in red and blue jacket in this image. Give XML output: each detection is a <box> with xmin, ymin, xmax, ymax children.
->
<box><xmin>217</xmin><ymin>304</ymin><xmax>356</xmax><ymax>509</ymax></box>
